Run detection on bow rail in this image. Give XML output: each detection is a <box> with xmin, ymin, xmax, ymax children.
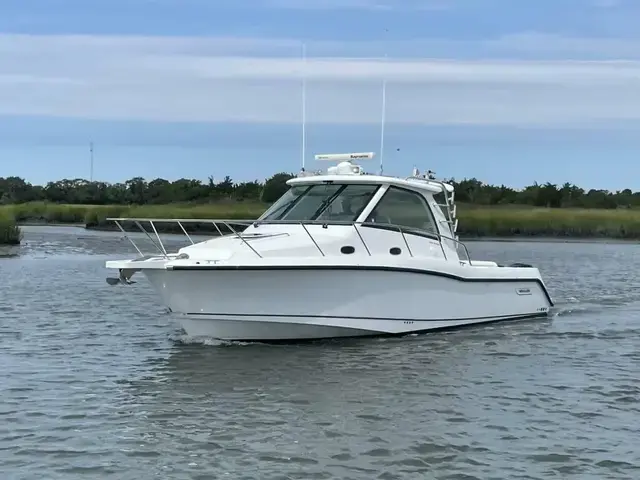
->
<box><xmin>107</xmin><ymin>217</ymin><xmax>473</xmax><ymax>265</ymax></box>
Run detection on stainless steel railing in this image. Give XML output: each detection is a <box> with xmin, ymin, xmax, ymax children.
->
<box><xmin>107</xmin><ymin>217</ymin><xmax>473</xmax><ymax>264</ymax></box>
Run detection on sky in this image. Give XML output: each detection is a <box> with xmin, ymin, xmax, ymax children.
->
<box><xmin>1</xmin><ymin>0</ymin><xmax>640</xmax><ymax>190</ymax></box>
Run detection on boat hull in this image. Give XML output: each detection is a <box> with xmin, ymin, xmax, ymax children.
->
<box><xmin>142</xmin><ymin>266</ymin><xmax>552</xmax><ymax>341</ymax></box>
<box><xmin>176</xmin><ymin>313</ymin><xmax>546</xmax><ymax>341</ymax></box>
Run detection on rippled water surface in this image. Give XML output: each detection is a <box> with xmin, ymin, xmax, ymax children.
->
<box><xmin>1</xmin><ymin>226</ymin><xmax>640</xmax><ymax>479</ymax></box>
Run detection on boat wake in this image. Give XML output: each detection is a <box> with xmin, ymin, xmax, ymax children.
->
<box><xmin>169</xmin><ymin>332</ymin><xmax>257</xmax><ymax>347</ymax></box>
<box><xmin>553</xmin><ymin>293</ymin><xmax>640</xmax><ymax>318</ymax></box>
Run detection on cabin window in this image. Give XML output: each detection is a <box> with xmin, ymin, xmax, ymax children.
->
<box><xmin>259</xmin><ymin>185</ymin><xmax>310</xmax><ymax>221</ymax></box>
<box><xmin>315</xmin><ymin>184</ymin><xmax>379</xmax><ymax>222</ymax></box>
<box><xmin>276</xmin><ymin>184</ymin><xmax>343</xmax><ymax>221</ymax></box>
<box><xmin>433</xmin><ymin>191</ymin><xmax>450</xmax><ymax>220</ymax></box>
<box><xmin>365</xmin><ymin>186</ymin><xmax>438</xmax><ymax>235</ymax></box>
<box><xmin>259</xmin><ymin>183</ymin><xmax>379</xmax><ymax>222</ymax></box>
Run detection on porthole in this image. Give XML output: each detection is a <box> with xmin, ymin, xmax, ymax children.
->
<box><xmin>390</xmin><ymin>247</ymin><xmax>402</xmax><ymax>255</ymax></box>
<box><xmin>340</xmin><ymin>245</ymin><xmax>355</xmax><ymax>254</ymax></box>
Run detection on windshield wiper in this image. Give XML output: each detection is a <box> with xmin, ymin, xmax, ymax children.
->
<box><xmin>311</xmin><ymin>185</ymin><xmax>347</xmax><ymax>220</ymax></box>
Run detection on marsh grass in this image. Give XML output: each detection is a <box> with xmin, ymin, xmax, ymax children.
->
<box><xmin>457</xmin><ymin>207</ymin><xmax>640</xmax><ymax>239</ymax></box>
<box><xmin>2</xmin><ymin>202</ymin><xmax>640</xmax><ymax>239</ymax></box>
<box><xmin>0</xmin><ymin>202</ymin><xmax>268</xmax><ymax>235</ymax></box>
<box><xmin>0</xmin><ymin>213</ymin><xmax>22</xmax><ymax>245</ymax></box>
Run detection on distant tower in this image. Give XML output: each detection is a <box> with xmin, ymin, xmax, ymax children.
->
<box><xmin>90</xmin><ymin>142</ymin><xmax>94</xmax><ymax>182</ymax></box>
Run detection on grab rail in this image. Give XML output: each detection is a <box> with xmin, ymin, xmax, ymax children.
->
<box><xmin>107</xmin><ymin>217</ymin><xmax>473</xmax><ymax>265</ymax></box>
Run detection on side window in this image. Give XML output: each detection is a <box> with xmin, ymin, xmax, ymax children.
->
<box><xmin>366</xmin><ymin>187</ymin><xmax>437</xmax><ymax>234</ymax></box>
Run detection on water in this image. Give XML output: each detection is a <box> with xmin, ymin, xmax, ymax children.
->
<box><xmin>1</xmin><ymin>226</ymin><xmax>639</xmax><ymax>479</ymax></box>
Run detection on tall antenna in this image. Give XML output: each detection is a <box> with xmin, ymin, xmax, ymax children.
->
<box><xmin>379</xmin><ymin>54</ymin><xmax>387</xmax><ymax>176</ymax></box>
<box><xmin>89</xmin><ymin>141</ymin><xmax>94</xmax><ymax>181</ymax></box>
<box><xmin>301</xmin><ymin>42</ymin><xmax>307</xmax><ymax>170</ymax></box>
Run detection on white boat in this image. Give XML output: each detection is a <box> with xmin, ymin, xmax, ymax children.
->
<box><xmin>105</xmin><ymin>152</ymin><xmax>553</xmax><ymax>341</ymax></box>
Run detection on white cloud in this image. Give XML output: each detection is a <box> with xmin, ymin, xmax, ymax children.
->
<box><xmin>1</xmin><ymin>33</ymin><xmax>640</xmax><ymax>126</ymax></box>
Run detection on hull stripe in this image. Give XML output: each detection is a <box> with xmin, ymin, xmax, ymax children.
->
<box><xmin>184</xmin><ymin>312</ymin><xmax>548</xmax><ymax>323</ymax></box>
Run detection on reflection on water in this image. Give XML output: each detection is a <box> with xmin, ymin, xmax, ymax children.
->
<box><xmin>1</xmin><ymin>226</ymin><xmax>639</xmax><ymax>479</ymax></box>
<box><xmin>0</xmin><ymin>245</ymin><xmax>20</xmax><ymax>258</ymax></box>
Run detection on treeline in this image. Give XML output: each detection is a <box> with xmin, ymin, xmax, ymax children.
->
<box><xmin>0</xmin><ymin>173</ymin><xmax>293</xmax><ymax>206</ymax></box>
<box><xmin>0</xmin><ymin>174</ymin><xmax>639</xmax><ymax>209</ymax></box>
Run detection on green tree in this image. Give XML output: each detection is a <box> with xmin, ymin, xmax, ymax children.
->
<box><xmin>261</xmin><ymin>173</ymin><xmax>295</xmax><ymax>203</ymax></box>
<box><xmin>0</xmin><ymin>171</ymin><xmax>638</xmax><ymax>210</ymax></box>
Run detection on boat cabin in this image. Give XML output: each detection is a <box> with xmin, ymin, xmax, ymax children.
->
<box><xmin>254</xmin><ymin>152</ymin><xmax>464</xmax><ymax>261</ymax></box>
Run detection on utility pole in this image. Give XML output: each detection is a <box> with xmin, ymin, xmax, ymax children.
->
<box><xmin>90</xmin><ymin>141</ymin><xmax>94</xmax><ymax>182</ymax></box>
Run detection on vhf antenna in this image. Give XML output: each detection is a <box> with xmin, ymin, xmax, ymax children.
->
<box><xmin>301</xmin><ymin>42</ymin><xmax>307</xmax><ymax>171</ymax></box>
<box><xmin>379</xmin><ymin>28</ymin><xmax>389</xmax><ymax>176</ymax></box>
<box><xmin>379</xmin><ymin>56</ymin><xmax>387</xmax><ymax>176</ymax></box>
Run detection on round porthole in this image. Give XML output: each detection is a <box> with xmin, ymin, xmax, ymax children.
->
<box><xmin>340</xmin><ymin>245</ymin><xmax>355</xmax><ymax>254</ymax></box>
<box><xmin>389</xmin><ymin>247</ymin><xmax>402</xmax><ymax>255</ymax></box>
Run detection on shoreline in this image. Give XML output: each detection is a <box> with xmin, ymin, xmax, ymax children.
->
<box><xmin>461</xmin><ymin>236</ymin><xmax>638</xmax><ymax>244</ymax></box>
<box><xmin>19</xmin><ymin>221</ymin><xmax>86</xmax><ymax>227</ymax></box>
<box><xmin>4</xmin><ymin>201</ymin><xmax>640</xmax><ymax>243</ymax></box>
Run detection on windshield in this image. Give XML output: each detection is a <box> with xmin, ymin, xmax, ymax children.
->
<box><xmin>259</xmin><ymin>183</ymin><xmax>380</xmax><ymax>222</ymax></box>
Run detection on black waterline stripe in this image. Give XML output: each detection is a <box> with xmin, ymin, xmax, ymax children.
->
<box><xmin>168</xmin><ymin>264</ymin><xmax>554</xmax><ymax>306</ymax></box>
<box><xmin>184</xmin><ymin>312</ymin><xmax>548</xmax><ymax>323</ymax></box>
